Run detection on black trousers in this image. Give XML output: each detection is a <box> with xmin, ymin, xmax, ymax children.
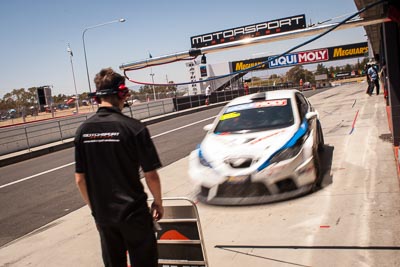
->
<box><xmin>367</xmin><ymin>79</ymin><xmax>380</xmax><ymax>95</ymax></box>
<box><xmin>97</xmin><ymin>212</ymin><xmax>158</xmax><ymax>267</ymax></box>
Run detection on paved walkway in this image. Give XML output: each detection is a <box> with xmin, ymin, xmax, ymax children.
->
<box><xmin>1</xmin><ymin>83</ymin><xmax>399</xmax><ymax>267</ymax></box>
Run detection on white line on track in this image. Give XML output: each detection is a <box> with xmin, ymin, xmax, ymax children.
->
<box><xmin>0</xmin><ymin>116</ymin><xmax>216</xmax><ymax>189</ymax></box>
<box><xmin>151</xmin><ymin>116</ymin><xmax>215</xmax><ymax>138</ymax></box>
<box><xmin>0</xmin><ymin>162</ymin><xmax>75</xmax><ymax>189</ymax></box>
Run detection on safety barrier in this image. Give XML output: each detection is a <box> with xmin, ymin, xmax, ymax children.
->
<box><xmin>0</xmin><ymin>99</ymin><xmax>174</xmax><ymax>156</ymax></box>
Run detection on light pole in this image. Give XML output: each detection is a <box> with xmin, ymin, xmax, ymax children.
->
<box><xmin>67</xmin><ymin>43</ymin><xmax>79</xmax><ymax>114</ymax></box>
<box><xmin>82</xmin><ymin>18</ymin><xmax>126</xmax><ymax>93</ymax></box>
<box><xmin>150</xmin><ymin>71</ymin><xmax>156</xmax><ymax>100</ymax></box>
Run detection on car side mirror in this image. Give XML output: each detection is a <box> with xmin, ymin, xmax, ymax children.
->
<box><xmin>305</xmin><ymin>111</ymin><xmax>318</xmax><ymax>120</ymax></box>
<box><xmin>203</xmin><ymin>124</ymin><xmax>213</xmax><ymax>131</ymax></box>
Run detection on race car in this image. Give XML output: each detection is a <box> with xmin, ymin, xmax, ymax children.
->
<box><xmin>188</xmin><ymin>90</ymin><xmax>324</xmax><ymax>205</ymax></box>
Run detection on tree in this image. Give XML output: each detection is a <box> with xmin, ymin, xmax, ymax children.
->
<box><xmin>139</xmin><ymin>85</ymin><xmax>153</xmax><ymax>95</ymax></box>
<box><xmin>344</xmin><ymin>64</ymin><xmax>352</xmax><ymax>72</ymax></box>
<box><xmin>139</xmin><ymin>83</ymin><xmax>177</xmax><ymax>95</ymax></box>
<box><xmin>315</xmin><ymin>63</ymin><xmax>328</xmax><ymax>75</ymax></box>
<box><xmin>53</xmin><ymin>94</ymin><xmax>67</xmax><ymax>105</ymax></box>
<box><xmin>286</xmin><ymin>65</ymin><xmax>303</xmax><ymax>83</ymax></box>
<box><xmin>328</xmin><ymin>66</ymin><xmax>335</xmax><ymax>77</ymax></box>
<box><xmin>27</xmin><ymin>87</ymin><xmax>38</xmax><ymax>107</ymax></box>
<box><xmin>286</xmin><ymin>65</ymin><xmax>315</xmax><ymax>84</ymax></box>
<box><xmin>11</xmin><ymin>88</ymin><xmax>28</xmax><ymax>113</ymax></box>
<box><xmin>80</xmin><ymin>92</ymin><xmax>89</xmax><ymax>101</ymax></box>
<box><xmin>167</xmin><ymin>81</ymin><xmax>177</xmax><ymax>92</ymax></box>
<box><xmin>0</xmin><ymin>92</ymin><xmax>15</xmax><ymax>111</ymax></box>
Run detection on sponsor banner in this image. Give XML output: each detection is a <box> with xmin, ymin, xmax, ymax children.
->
<box><xmin>268</xmin><ymin>49</ymin><xmax>328</xmax><ymax>68</ymax></box>
<box><xmin>335</xmin><ymin>72</ymin><xmax>352</xmax><ymax>78</ymax></box>
<box><xmin>231</xmin><ymin>57</ymin><xmax>269</xmax><ymax>72</ymax></box>
<box><xmin>226</xmin><ymin>99</ymin><xmax>287</xmax><ymax>113</ymax></box>
<box><xmin>229</xmin><ymin>42</ymin><xmax>368</xmax><ymax>72</ymax></box>
<box><xmin>315</xmin><ymin>74</ymin><xmax>328</xmax><ymax>80</ymax></box>
<box><xmin>268</xmin><ymin>53</ymin><xmax>298</xmax><ymax>68</ymax></box>
<box><xmin>200</xmin><ymin>65</ymin><xmax>208</xmax><ymax>77</ymax></box>
<box><xmin>328</xmin><ymin>42</ymin><xmax>368</xmax><ymax>60</ymax></box>
<box><xmin>191</xmin><ymin>14</ymin><xmax>306</xmax><ymax>49</ymax></box>
<box><xmin>298</xmin><ymin>49</ymin><xmax>329</xmax><ymax>64</ymax></box>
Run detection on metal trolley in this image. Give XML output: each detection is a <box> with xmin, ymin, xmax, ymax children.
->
<box><xmin>149</xmin><ymin>197</ymin><xmax>209</xmax><ymax>267</ymax></box>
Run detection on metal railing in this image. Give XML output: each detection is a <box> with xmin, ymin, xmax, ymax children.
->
<box><xmin>1</xmin><ymin>85</ymin><xmax>313</xmax><ymax>156</ymax></box>
<box><xmin>0</xmin><ymin>115</ymin><xmax>90</xmax><ymax>155</ymax></box>
<box><xmin>0</xmin><ymin>99</ymin><xmax>175</xmax><ymax>156</ymax></box>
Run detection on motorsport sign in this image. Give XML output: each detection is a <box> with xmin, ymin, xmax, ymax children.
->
<box><xmin>230</xmin><ymin>42</ymin><xmax>368</xmax><ymax>72</ymax></box>
<box><xmin>191</xmin><ymin>14</ymin><xmax>306</xmax><ymax>49</ymax></box>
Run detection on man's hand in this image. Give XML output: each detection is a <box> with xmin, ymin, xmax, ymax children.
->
<box><xmin>151</xmin><ymin>201</ymin><xmax>164</xmax><ymax>221</ymax></box>
<box><xmin>144</xmin><ymin>170</ymin><xmax>163</xmax><ymax>220</ymax></box>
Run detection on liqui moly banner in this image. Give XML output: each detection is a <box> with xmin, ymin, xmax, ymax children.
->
<box><xmin>268</xmin><ymin>49</ymin><xmax>329</xmax><ymax>68</ymax></box>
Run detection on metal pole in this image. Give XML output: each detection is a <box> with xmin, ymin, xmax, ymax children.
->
<box><xmin>82</xmin><ymin>29</ymin><xmax>92</xmax><ymax>93</ymax></box>
<box><xmin>175</xmin><ymin>91</ymin><xmax>179</xmax><ymax>112</ymax></box>
<box><xmin>58</xmin><ymin>121</ymin><xmax>64</xmax><ymax>142</ymax></box>
<box><xmin>24</xmin><ymin>127</ymin><xmax>31</xmax><ymax>151</ymax></box>
<box><xmin>82</xmin><ymin>19</ymin><xmax>126</xmax><ymax>93</ymax></box>
<box><xmin>67</xmin><ymin>44</ymin><xmax>79</xmax><ymax>113</ymax></box>
<box><xmin>128</xmin><ymin>105</ymin><xmax>133</xmax><ymax>118</ymax></box>
<box><xmin>150</xmin><ymin>71</ymin><xmax>156</xmax><ymax>100</ymax></box>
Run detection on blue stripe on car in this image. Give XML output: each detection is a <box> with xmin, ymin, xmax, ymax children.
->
<box><xmin>198</xmin><ymin>145</ymin><xmax>212</xmax><ymax>168</ymax></box>
<box><xmin>257</xmin><ymin>119</ymin><xmax>309</xmax><ymax>171</ymax></box>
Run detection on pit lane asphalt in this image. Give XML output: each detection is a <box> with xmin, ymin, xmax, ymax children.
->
<box><xmin>0</xmin><ymin>89</ymin><xmax>327</xmax><ymax>248</ymax></box>
<box><xmin>0</xmin><ymin>106</ymin><xmax>222</xmax><ymax>247</ymax></box>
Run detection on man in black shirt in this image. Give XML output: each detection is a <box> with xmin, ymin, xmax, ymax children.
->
<box><xmin>74</xmin><ymin>68</ymin><xmax>163</xmax><ymax>267</ymax></box>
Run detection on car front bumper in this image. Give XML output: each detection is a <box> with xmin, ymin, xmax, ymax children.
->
<box><xmin>188</xmin><ymin>148</ymin><xmax>317</xmax><ymax>205</ymax></box>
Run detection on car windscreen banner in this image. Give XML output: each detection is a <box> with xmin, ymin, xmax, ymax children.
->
<box><xmin>230</xmin><ymin>42</ymin><xmax>368</xmax><ymax>72</ymax></box>
<box><xmin>190</xmin><ymin>14</ymin><xmax>306</xmax><ymax>49</ymax></box>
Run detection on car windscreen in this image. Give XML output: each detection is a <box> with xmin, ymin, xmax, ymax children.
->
<box><xmin>214</xmin><ymin>99</ymin><xmax>294</xmax><ymax>133</ymax></box>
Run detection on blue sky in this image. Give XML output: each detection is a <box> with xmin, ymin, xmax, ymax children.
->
<box><xmin>0</xmin><ymin>0</ymin><xmax>366</xmax><ymax>97</ymax></box>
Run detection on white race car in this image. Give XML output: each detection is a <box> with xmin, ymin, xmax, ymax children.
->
<box><xmin>188</xmin><ymin>90</ymin><xmax>324</xmax><ymax>205</ymax></box>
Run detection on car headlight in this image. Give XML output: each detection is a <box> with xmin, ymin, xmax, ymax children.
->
<box><xmin>198</xmin><ymin>148</ymin><xmax>212</xmax><ymax>168</ymax></box>
<box><xmin>257</xmin><ymin>120</ymin><xmax>310</xmax><ymax>171</ymax></box>
<box><xmin>269</xmin><ymin>120</ymin><xmax>310</xmax><ymax>164</ymax></box>
<box><xmin>269</xmin><ymin>142</ymin><xmax>303</xmax><ymax>164</ymax></box>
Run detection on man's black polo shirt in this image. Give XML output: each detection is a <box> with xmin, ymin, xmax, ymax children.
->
<box><xmin>74</xmin><ymin>106</ymin><xmax>161</xmax><ymax>224</ymax></box>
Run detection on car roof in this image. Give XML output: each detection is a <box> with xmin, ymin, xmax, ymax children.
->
<box><xmin>226</xmin><ymin>89</ymin><xmax>300</xmax><ymax>107</ymax></box>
